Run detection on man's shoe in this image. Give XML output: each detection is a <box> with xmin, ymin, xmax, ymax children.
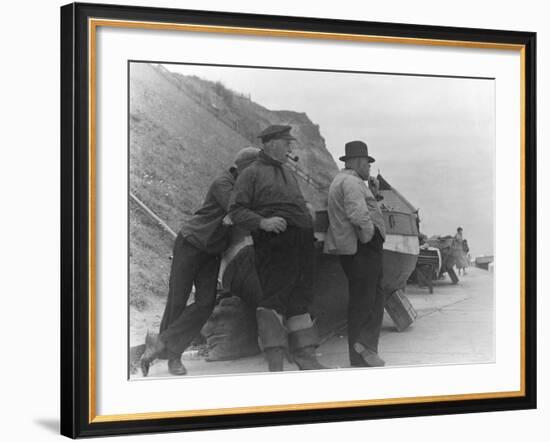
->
<box><xmin>353</xmin><ymin>343</ymin><xmax>385</xmax><ymax>367</ymax></box>
<box><xmin>140</xmin><ymin>331</ymin><xmax>165</xmax><ymax>377</ymax></box>
<box><xmin>360</xmin><ymin>350</ymin><xmax>386</xmax><ymax>367</ymax></box>
<box><xmin>291</xmin><ymin>346</ymin><xmax>327</xmax><ymax>370</ymax></box>
<box><xmin>141</xmin><ymin>355</ymin><xmax>154</xmax><ymax>377</ymax></box>
<box><xmin>168</xmin><ymin>358</ymin><xmax>187</xmax><ymax>376</ymax></box>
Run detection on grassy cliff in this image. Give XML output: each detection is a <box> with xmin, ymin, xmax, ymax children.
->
<box><xmin>129</xmin><ymin>63</ymin><xmax>338</xmax><ymax>341</ymax></box>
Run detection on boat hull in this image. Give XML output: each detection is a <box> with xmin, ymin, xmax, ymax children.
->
<box><xmin>219</xmin><ymin>234</ymin><xmax>419</xmax><ymax>336</ymax></box>
<box><xmin>382</xmin><ymin>249</ymin><xmax>418</xmax><ymax>294</ymax></box>
<box><xmin>381</xmin><ymin>233</ymin><xmax>419</xmax><ymax>294</ymax></box>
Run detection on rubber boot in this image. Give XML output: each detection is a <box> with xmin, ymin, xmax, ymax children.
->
<box><xmin>256</xmin><ymin>308</ymin><xmax>288</xmax><ymax>372</ymax></box>
<box><xmin>264</xmin><ymin>347</ymin><xmax>285</xmax><ymax>372</ymax></box>
<box><xmin>291</xmin><ymin>346</ymin><xmax>327</xmax><ymax>370</ymax></box>
<box><xmin>287</xmin><ymin>314</ymin><xmax>328</xmax><ymax>370</ymax></box>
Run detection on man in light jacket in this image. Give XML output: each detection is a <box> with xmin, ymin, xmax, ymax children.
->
<box><xmin>324</xmin><ymin>140</ymin><xmax>387</xmax><ymax>367</ymax></box>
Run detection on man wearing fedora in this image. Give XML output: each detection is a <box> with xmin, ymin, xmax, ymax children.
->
<box><xmin>140</xmin><ymin>147</ymin><xmax>260</xmax><ymax>377</ymax></box>
<box><xmin>324</xmin><ymin>140</ymin><xmax>387</xmax><ymax>367</ymax></box>
<box><xmin>229</xmin><ymin>125</ymin><xmax>326</xmax><ymax>372</ymax></box>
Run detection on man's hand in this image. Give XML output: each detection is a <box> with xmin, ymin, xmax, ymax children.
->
<box><xmin>259</xmin><ymin>217</ymin><xmax>287</xmax><ymax>233</ymax></box>
<box><xmin>222</xmin><ymin>214</ymin><xmax>233</xmax><ymax>226</ymax></box>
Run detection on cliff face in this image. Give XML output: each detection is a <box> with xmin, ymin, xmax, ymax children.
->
<box><xmin>129</xmin><ymin>63</ymin><xmax>338</xmax><ymax>311</ymax></box>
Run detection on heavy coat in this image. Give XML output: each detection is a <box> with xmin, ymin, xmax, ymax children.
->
<box><xmin>324</xmin><ymin>169</ymin><xmax>386</xmax><ymax>255</ymax></box>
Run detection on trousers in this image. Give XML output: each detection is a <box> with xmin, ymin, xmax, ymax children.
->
<box><xmin>158</xmin><ymin>233</ymin><xmax>220</xmax><ymax>359</ymax></box>
<box><xmin>339</xmin><ymin>228</ymin><xmax>385</xmax><ymax>365</ymax></box>
<box><xmin>251</xmin><ymin>226</ymin><xmax>315</xmax><ymax>317</ymax></box>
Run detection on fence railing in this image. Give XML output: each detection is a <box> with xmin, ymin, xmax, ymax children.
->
<box><xmin>130</xmin><ymin>192</ymin><xmax>177</xmax><ymax>239</ymax></box>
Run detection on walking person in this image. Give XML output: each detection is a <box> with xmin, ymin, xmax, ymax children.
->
<box><xmin>324</xmin><ymin>140</ymin><xmax>387</xmax><ymax>367</ymax></box>
<box><xmin>453</xmin><ymin>227</ymin><xmax>469</xmax><ymax>276</ymax></box>
<box><xmin>140</xmin><ymin>147</ymin><xmax>260</xmax><ymax>376</ymax></box>
<box><xmin>229</xmin><ymin>125</ymin><xmax>326</xmax><ymax>372</ymax></box>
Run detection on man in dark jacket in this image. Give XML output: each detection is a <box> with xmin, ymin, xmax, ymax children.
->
<box><xmin>140</xmin><ymin>147</ymin><xmax>260</xmax><ymax>376</ymax></box>
<box><xmin>229</xmin><ymin>125</ymin><xmax>326</xmax><ymax>372</ymax></box>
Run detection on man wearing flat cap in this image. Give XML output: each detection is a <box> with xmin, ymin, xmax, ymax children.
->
<box><xmin>324</xmin><ymin>140</ymin><xmax>387</xmax><ymax>367</ymax></box>
<box><xmin>229</xmin><ymin>125</ymin><xmax>326</xmax><ymax>372</ymax></box>
<box><xmin>140</xmin><ymin>147</ymin><xmax>260</xmax><ymax>377</ymax></box>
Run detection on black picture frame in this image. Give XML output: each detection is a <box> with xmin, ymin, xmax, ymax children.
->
<box><xmin>60</xmin><ymin>2</ymin><xmax>537</xmax><ymax>438</ymax></box>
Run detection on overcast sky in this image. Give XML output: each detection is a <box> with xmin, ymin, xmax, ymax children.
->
<box><xmin>165</xmin><ymin>63</ymin><xmax>495</xmax><ymax>257</ymax></box>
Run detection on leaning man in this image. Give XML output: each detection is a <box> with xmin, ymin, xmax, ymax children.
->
<box><xmin>140</xmin><ymin>147</ymin><xmax>260</xmax><ymax>376</ymax></box>
<box><xmin>229</xmin><ymin>125</ymin><xmax>326</xmax><ymax>372</ymax></box>
<box><xmin>324</xmin><ymin>140</ymin><xmax>387</xmax><ymax>367</ymax></box>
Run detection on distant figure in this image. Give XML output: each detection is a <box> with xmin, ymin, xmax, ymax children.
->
<box><xmin>453</xmin><ymin>227</ymin><xmax>469</xmax><ymax>276</ymax></box>
<box><xmin>437</xmin><ymin>235</ymin><xmax>459</xmax><ymax>284</ymax></box>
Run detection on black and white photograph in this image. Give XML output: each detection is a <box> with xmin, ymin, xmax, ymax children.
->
<box><xmin>0</xmin><ymin>0</ymin><xmax>544</xmax><ymax>439</ymax></box>
<box><xmin>129</xmin><ymin>61</ymin><xmax>495</xmax><ymax>379</ymax></box>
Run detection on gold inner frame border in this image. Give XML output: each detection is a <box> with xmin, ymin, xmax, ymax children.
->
<box><xmin>87</xmin><ymin>17</ymin><xmax>527</xmax><ymax>424</ymax></box>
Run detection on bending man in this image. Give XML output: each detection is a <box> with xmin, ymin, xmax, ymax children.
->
<box><xmin>140</xmin><ymin>147</ymin><xmax>260</xmax><ymax>376</ymax></box>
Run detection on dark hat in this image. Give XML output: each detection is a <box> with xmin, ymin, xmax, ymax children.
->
<box><xmin>339</xmin><ymin>140</ymin><xmax>375</xmax><ymax>163</ymax></box>
<box><xmin>257</xmin><ymin>125</ymin><xmax>296</xmax><ymax>143</ymax></box>
<box><xmin>457</xmin><ymin>227</ymin><xmax>463</xmax><ymax>231</ymax></box>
